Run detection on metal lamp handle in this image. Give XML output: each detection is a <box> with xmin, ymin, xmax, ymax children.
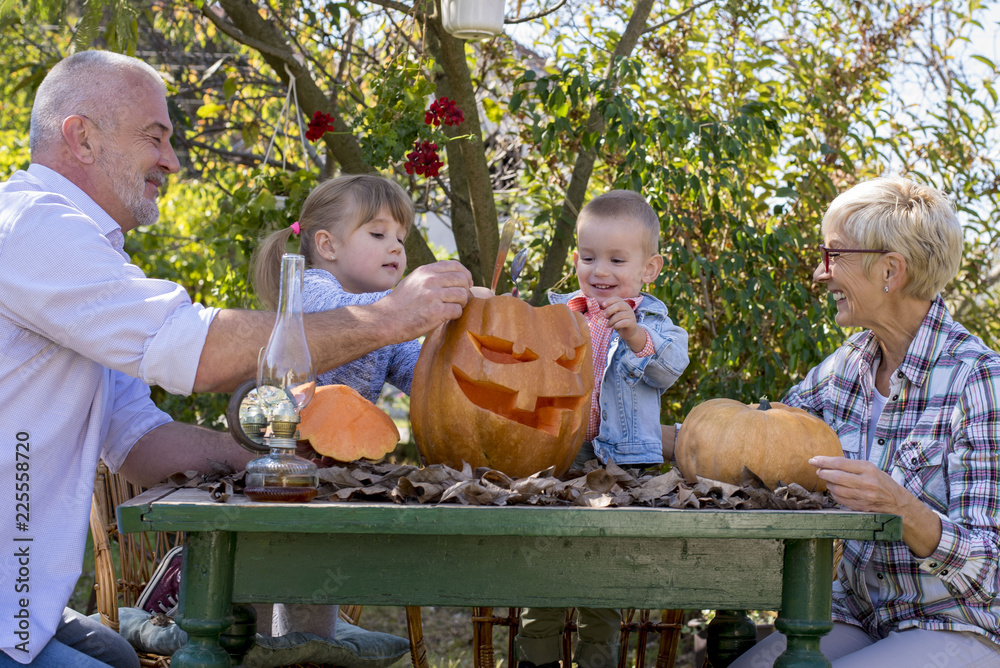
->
<box><xmin>226</xmin><ymin>377</ymin><xmax>271</xmax><ymax>454</ymax></box>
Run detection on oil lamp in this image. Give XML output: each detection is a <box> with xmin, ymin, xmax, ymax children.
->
<box><xmin>243</xmin><ymin>253</ymin><xmax>319</xmax><ymax>503</ymax></box>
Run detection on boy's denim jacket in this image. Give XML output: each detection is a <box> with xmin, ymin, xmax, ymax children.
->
<box><xmin>548</xmin><ymin>290</ymin><xmax>690</xmax><ymax>465</ymax></box>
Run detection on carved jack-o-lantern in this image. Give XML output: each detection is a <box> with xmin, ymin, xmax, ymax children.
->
<box><xmin>411</xmin><ymin>296</ymin><xmax>593</xmax><ymax>478</ymax></box>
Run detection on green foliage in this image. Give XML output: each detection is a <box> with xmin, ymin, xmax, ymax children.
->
<box><xmin>507</xmin><ymin>1</ymin><xmax>1000</xmax><ymax>422</ymax></box>
<box><xmin>356</xmin><ymin>62</ymin><xmax>438</xmax><ymax>169</ymax></box>
<box><xmin>1</xmin><ymin>0</ymin><xmax>998</xmax><ymax>432</ymax></box>
<box><xmin>0</xmin><ymin>0</ymin><xmax>136</xmax><ymax>52</ymax></box>
<box><xmin>0</xmin><ymin>131</ymin><xmax>30</xmax><ymax>177</ymax></box>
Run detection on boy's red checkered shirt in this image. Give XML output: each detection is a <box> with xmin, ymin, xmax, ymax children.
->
<box><xmin>567</xmin><ymin>295</ymin><xmax>654</xmax><ymax>441</ymax></box>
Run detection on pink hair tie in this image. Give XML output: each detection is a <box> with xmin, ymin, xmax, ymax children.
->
<box><xmin>290</xmin><ymin>221</ymin><xmax>301</xmax><ymax>235</ymax></box>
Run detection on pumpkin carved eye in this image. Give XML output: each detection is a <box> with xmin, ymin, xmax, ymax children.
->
<box><xmin>556</xmin><ymin>346</ymin><xmax>587</xmax><ymax>372</ymax></box>
<box><xmin>468</xmin><ymin>332</ymin><xmax>539</xmax><ymax>364</ymax></box>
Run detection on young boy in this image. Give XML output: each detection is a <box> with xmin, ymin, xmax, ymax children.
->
<box><xmin>515</xmin><ymin>190</ymin><xmax>690</xmax><ymax>668</ymax></box>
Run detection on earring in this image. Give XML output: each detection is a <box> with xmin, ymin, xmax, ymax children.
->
<box><xmin>884</xmin><ymin>286</ymin><xmax>889</xmax><ymax>293</ymax></box>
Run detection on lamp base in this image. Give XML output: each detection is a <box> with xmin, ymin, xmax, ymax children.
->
<box><xmin>244</xmin><ymin>485</ymin><xmax>318</xmax><ymax>503</ymax></box>
<box><xmin>244</xmin><ymin>439</ymin><xmax>319</xmax><ymax>503</ymax></box>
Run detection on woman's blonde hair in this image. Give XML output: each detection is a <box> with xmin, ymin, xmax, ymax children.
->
<box><xmin>251</xmin><ymin>174</ymin><xmax>414</xmax><ymax>309</ymax></box>
<box><xmin>821</xmin><ymin>176</ymin><xmax>963</xmax><ymax>300</ymax></box>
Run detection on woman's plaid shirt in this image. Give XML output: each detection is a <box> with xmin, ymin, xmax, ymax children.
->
<box><xmin>784</xmin><ymin>297</ymin><xmax>1000</xmax><ymax>645</ymax></box>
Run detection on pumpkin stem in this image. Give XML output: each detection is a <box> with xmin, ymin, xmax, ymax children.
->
<box><xmin>758</xmin><ymin>396</ymin><xmax>771</xmax><ymax>411</ymax></box>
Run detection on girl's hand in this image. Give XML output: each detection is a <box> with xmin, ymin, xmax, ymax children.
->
<box><xmin>602</xmin><ymin>297</ymin><xmax>647</xmax><ymax>353</ymax></box>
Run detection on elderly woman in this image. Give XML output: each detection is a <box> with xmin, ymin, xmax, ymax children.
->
<box><xmin>721</xmin><ymin>177</ymin><xmax>1000</xmax><ymax>666</ymax></box>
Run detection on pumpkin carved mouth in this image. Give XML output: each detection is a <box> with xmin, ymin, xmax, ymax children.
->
<box><xmin>452</xmin><ymin>332</ymin><xmax>589</xmax><ymax>436</ymax></box>
<box><xmin>452</xmin><ymin>367</ymin><xmax>586</xmax><ymax>436</ymax></box>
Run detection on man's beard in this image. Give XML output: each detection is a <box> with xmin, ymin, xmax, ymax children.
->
<box><xmin>97</xmin><ymin>144</ymin><xmax>163</xmax><ymax>228</ymax></box>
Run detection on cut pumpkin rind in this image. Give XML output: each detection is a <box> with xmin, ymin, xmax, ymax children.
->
<box><xmin>298</xmin><ymin>384</ymin><xmax>400</xmax><ymax>462</ymax></box>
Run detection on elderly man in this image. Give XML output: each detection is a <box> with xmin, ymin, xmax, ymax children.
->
<box><xmin>0</xmin><ymin>50</ymin><xmax>472</xmax><ymax>667</ymax></box>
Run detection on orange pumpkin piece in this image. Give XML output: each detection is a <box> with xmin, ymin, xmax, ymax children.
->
<box><xmin>298</xmin><ymin>384</ymin><xmax>400</xmax><ymax>462</ymax></box>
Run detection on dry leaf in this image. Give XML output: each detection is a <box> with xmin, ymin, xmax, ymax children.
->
<box><xmin>171</xmin><ymin>456</ymin><xmax>836</xmax><ymax>511</ymax></box>
<box><xmin>150</xmin><ymin>613</ymin><xmax>173</xmax><ymax>627</ymax></box>
<box><xmin>632</xmin><ymin>470</ymin><xmax>684</xmax><ymax>503</ymax></box>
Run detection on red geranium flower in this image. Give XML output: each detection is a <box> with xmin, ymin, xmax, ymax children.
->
<box><xmin>404</xmin><ymin>140</ymin><xmax>444</xmax><ymax>178</ymax></box>
<box><xmin>306</xmin><ymin>111</ymin><xmax>335</xmax><ymax>141</ymax></box>
<box><xmin>424</xmin><ymin>97</ymin><xmax>464</xmax><ymax>127</ymax></box>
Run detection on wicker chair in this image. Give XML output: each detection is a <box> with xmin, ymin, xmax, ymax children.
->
<box><xmin>471</xmin><ymin>607</ymin><xmax>685</xmax><ymax>668</ymax></box>
<box><xmin>89</xmin><ymin>461</ymin><xmax>428</xmax><ymax>668</ymax></box>
<box><xmin>89</xmin><ymin>460</ymin><xmax>181</xmax><ymax>667</ymax></box>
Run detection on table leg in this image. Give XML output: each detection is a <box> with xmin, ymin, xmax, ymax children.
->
<box><xmin>774</xmin><ymin>538</ymin><xmax>834</xmax><ymax>668</ymax></box>
<box><xmin>219</xmin><ymin>603</ymin><xmax>257</xmax><ymax>663</ymax></box>
<box><xmin>173</xmin><ymin>531</ymin><xmax>237</xmax><ymax>668</ymax></box>
<box><xmin>705</xmin><ymin>610</ymin><xmax>756</xmax><ymax>667</ymax></box>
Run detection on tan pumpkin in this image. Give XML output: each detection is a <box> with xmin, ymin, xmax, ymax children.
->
<box><xmin>675</xmin><ymin>397</ymin><xmax>843</xmax><ymax>491</ymax></box>
<box><xmin>411</xmin><ymin>295</ymin><xmax>593</xmax><ymax>477</ymax></box>
<box><xmin>299</xmin><ymin>384</ymin><xmax>400</xmax><ymax>461</ymax></box>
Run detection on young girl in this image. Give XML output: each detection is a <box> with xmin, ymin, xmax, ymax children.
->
<box><xmin>251</xmin><ymin>173</ymin><xmax>420</xmax><ymax>403</ymax></box>
<box><xmin>248</xmin><ymin>173</ymin><xmax>418</xmax><ymax>639</ymax></box>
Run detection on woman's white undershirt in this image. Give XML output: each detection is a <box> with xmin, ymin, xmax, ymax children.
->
<box><xmin>864</xmin><ymin>357</ymin><xmax>891</xmax><ymax>604</ymax></box>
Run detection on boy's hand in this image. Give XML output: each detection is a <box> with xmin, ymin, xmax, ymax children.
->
<box><xmin>601</xmin><ymin>297</ymin><xmax>648</xmax><ymax>353</ymax></box>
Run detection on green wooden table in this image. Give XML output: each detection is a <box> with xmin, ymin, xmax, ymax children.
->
<box><xmin>117</xmin><ymin>487</ymin><xmax>901</xmax><ymax>668</ymax></box>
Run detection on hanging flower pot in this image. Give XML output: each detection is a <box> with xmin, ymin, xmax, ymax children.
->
<box><xmin>441</xmin><ymin>0</ymin><xmax>506</xmax><ymax>40</ymax></box>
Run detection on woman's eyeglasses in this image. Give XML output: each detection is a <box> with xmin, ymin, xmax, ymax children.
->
<box><xmin>819</xmin><ymin>246</ymin><xmax>890</xmax><ymax>272</ymax></box>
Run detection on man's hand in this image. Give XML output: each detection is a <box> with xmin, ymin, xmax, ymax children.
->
<box><xmin>379</xmin><ymin>260</ymin><xmax>473</xmax><ymax>342</ymax></box>
<box><xmin>601</xmin><ymin>296</ymin><xmax>647</xmax><ymax>353</ymax></box>
<box><xmin>120</xmin><ymin>422</ymin><xmax>255</xmax><ymax>488</ymax></box>
<box><xmin>469</xmin><ymin>286</ymin><xmax>495</xmax><ymax>299</ymax></box>
<box><xmin>196</xmin><ymin>261</ymin><xmax>473</xmax><ymax>393</ymax></box>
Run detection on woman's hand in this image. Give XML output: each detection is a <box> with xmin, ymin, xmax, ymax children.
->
<box><xmin>810</xmin><ymin>455</ymin><xmax>943</xmax><ymax>558</ymax></box>
<box><xmin>809</xmin><ymin>456</ymin><xmax>905</xmax><ymax>513</ymax></box>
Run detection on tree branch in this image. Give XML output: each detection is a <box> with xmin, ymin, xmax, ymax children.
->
<box><xmin>643</xmin><ymin>0</ymin><xmax>716</xmax><ymax>34</ymax></box>
<box><xmin>199</xmin><ymin>2</ymin><xmax>299</xmax><ymax>67</ymax></box>
<box><xmin>362</xmin><ymin>0</ymin><xmax>426</xmax><ymax>20</ymax></box>
<box><xmin>530</xmin><ymin>0</ymin><xmax>658</xmax><ymax>303</ymax></box>
<box><xmin>426</xmin><ymin>14</ymin><xmax>501</xmax><ymax>286</ymax></box>
<box><xmin>213</xmin><ymin>0</ymin><xmax>374</xmax><ymax>174</ymax></box>
<box><xmin>185</xmin><ymin>138</ymin><xmax>301</xmax><ymax>169</ymax></box>
<box><xmin>505</xmin><ymin>0</ymin><xmax>568</xmax><ymax>25</ymax></box>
